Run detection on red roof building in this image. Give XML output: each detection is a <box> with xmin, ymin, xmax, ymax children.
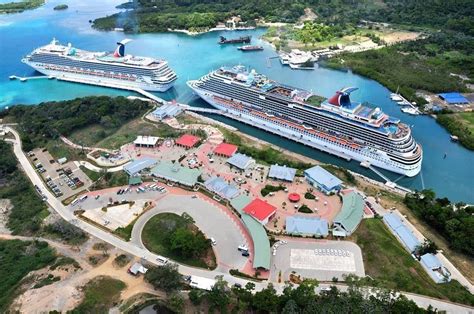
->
<box><xmin>175</xmin><ymin>134</ymin><xmax>200</xmax><ymax>149</ymax></box>
<box><xmin>243</xmin><ymin>198</ymin><xmax>277</xmax><ymax>225</ymax></box>
<box><xmin>213</xmin><ymin>143</ymin><xmax>238</xmax><ymax>157</ymax></box>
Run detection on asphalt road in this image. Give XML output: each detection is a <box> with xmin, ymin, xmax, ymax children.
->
<box><xmin>4</xmin><ymin>126</ymin><xmax>474</xmax><ymax>313</ymax></box>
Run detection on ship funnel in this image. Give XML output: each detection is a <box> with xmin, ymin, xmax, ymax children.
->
<box><xmin>114</xmin><ymin>38</ymin><xmax>133</xmax><ymax>58</ymax></box>
<box><xmin>328</xmin><ymin>87</ymin><xmax>358</xmax><ymax>107</ymax></box>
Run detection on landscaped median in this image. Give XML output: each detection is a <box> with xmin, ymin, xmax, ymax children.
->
<box><xmin>141</xmin><ymin>212</ymin><xmax>216</xmax><ymax>270</ymax></box>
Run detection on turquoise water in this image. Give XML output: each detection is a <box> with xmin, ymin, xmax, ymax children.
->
<box><xmin>1</xmin><ymin>0</ymin><xmax>473</xmax><ymax>202</ymax></box>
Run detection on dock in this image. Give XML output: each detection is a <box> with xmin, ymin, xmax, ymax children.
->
<box><xmin>392</xmin><ymin>92</ymin><xmax>421</xmax><ymax>114</ymax></box>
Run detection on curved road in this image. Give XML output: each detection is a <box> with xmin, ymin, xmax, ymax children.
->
<box><xmin>4</xmin><ymin>126</ymin><xmax>473</xmax><ymax>313</ymax></box>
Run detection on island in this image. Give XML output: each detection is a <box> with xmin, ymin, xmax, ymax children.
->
<box><xmin>53</xmin><ymin>4</ymin><xmax>68</xmax><ymax>11</ymax></box>
<box><xmin>0</xmin><ymin>0</ymin><xmax>45</xmax><ymax>14</ymax></box>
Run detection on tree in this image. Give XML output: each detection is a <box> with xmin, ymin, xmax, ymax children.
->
<box><xmin>168</xmin><ymin>292</ymin><xmax>185</xmax><ymax>313</ymax></box>
<box><xmin>189</xmin><ymin>288</ymin><xmax>205</xmax><ymax>306</ymax></box>
<box><xmin>144</xmin><ymin>263</ymin><xmax>182</xmax><ymax>293</ymax></box>
<box><xmin>206</xmin><ymin>276</ymin><xmax>230</xmax><ymax>312</ymax></box>
<box><xmin>170</xmin><ymin>227</ymin><xmax>209</xmax><ymax>258</ymax></box>
<box><xmin>415</xmin><ymin>239</ymin><xmax>438</xmax><ymax>256</ymax></box>
<box><xmin>252</xmin><ymin>283</ymin><xmax>279</xmax><ymax>313</ymax></box>
<box><xmin>282</xmin><ymin>299</ymin><xmax>300</xmax><ymax>314</ymax></box>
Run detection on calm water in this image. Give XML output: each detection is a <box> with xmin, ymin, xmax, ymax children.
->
<box><xmin>1</xmin><ymin>0</ymin><xmax>473</xmax><ymax>202</ymax></box>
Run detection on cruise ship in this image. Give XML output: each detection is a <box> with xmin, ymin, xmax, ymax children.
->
<box><xmin>188</xmin><ymin>66</ymin><xmax>422</xmax><ymax>177</ymax></box>
<box><xmin>22</xmin><ymin>38</ymin><xmax>177</xmax><ymax>92</ymax></box>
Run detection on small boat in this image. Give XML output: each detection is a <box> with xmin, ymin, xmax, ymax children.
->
<box><xmin>219</xmin><ymin>36</ymin><xmax>251</xmax><ymax>44</ymax></box>
<box><xmin>401</xmin><ymin>107</ymin><xmax>419</xmax><ymax>115</ymax></box>
<box><xmin>390</xmin><ymin>86</ymin><xmax>403</xmax><ymax>102</ymax></box>
<box><xmin>450</xmin><ymin>135</ymin><xmax>459</xmax><ymax>142</ymax></box>
<box><xmin>9</xmin><ymin>75</ymin><xmax>16</xmax><ymax>80</ymax></box>
<box><xmin>238</xmin><ymin>45</ymin><xmax>263</xmax><ymax>51</ymax></box>
<box><xmin>20</xmin><ymin>77</ymin><xmax>27</xmax><ymax>82</ymax></box>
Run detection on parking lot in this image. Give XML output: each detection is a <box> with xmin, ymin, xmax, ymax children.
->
<box><xmin>271</xmin><ymin>239</ymin><xmax>365</xmax><ymax>281</ymax></box>
<box><xmin>28</xmin><ymin>148</ymin><xmax>92</xmax><ymax>200</ymax></box>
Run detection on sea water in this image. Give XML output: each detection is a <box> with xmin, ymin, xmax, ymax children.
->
<box><xmin>0</xmin><ymin>0</ymin><xmax>473</xmax><ymax>202</ymax></box>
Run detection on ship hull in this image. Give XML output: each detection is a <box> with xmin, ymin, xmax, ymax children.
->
<box><xmin>23</xmin><ymin>60</ymin><xmax>175</xmax><ymax>92</ymax></box>
<box><xmin>189</xmin><ymin>85</ymin><xmax>422</xmax><ymax>178</ymax></box>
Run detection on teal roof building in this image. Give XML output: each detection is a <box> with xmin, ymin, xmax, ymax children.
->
<box><xmin>150</xmin><ymin>161</ymin><xmax>201</xmax><ymax>186</ymax></box>
<box><xmin>332</xmin><ymin>191</ymin><xmax>364</xmax><ymax>236</ymax></box>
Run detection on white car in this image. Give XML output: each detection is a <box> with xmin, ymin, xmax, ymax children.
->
<box><xmin>210</xmin><ymin>238</ymin><xmax>217</xmax><ymax>246</ymax></box>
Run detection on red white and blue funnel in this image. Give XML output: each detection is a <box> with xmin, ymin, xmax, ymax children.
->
<box><xmin>113</xmin><ymin>38</ymin><xmax>132</xmax><ymax>57</ymax></box>
<box><xmin>327</xmin><ymin>87</ymin><xmax>358</xmax><ymax>107</ymax></box>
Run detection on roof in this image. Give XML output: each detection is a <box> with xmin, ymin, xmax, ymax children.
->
<box><xmin>128</xmin><ymin>176</ymin><xmax>142</xmax><ymax>185</ymax></box>
<box><xmin>230</xmin><ymin>194</ymin><xmax>253</xmax><ymax>214</ymax></box>
<box><xmin>227</xmin><ymin>153</ymin><xmax>255</xmax><ymax>170</ymax></box>
<box><xmin>151</xmin><ymin>161</ymin><xmax>202</xmax><ymax>186</ymax></box>
<box><xmin>243</xmin><ymin>198</ymin><xmax>276</xmax><ymax>222</ymax></box>
<box><xmin>396</xmin><ymin>225</ymin><xmax>421</xmax><ymax>252</ymax></box>
<box><xmin>268</xmin><ymin>164</ymin><xmax>297</xmax><ymax>181</ymax></box>
<box><xmin>152</xmin><ymin>103</ymin><xmax>182</xmax><ymax>118</ymax></box>
<box><xmin>175</xmin><ymin>134</ymin><xmax>200</xmax><ymax>148</ymax></box>
<box><xmin>383</xmin><ymin>213</ymin><xmax>403</xmax><ymax>230</ymax></box>
<box><xmin>288</xmin><ymin>193</ymin><xmax>300</xmax><ymax>202</ymax></box>
<box><xmin>189</xmin><ymin>276</ymin><xmax>216</xmax><ymax>291</ymax></box>
<box><xmin>420</xmin><ymin>253</ymin><xmax>441</xmax><ymax>269</ymax></box>
<box><xmin>333</xmin><ymin>192</ymin><xmax>364</xmax><ymax>234</ymax></box>
<box><xmin>123</xmin><ymin>158</ymin><xmax>157</xmax><ymax>176</ymax></box>
<box><xmin>204</xmin><ymin>176</ymin><xmax>240</xmax><ymax>200</ymax></box>
<box><xmin>383</xmin><ymin>213</ymin><xmax>421</xmax><ymax>252</ymax></box>
<box><xmin>129</xmin><ymin>262</ymin><xmax>148</xmax><ymax>275</ymax></box>
<box><xmin>241</xmin><ymin>214</ymin><xmax>271</xmax><ymax>269</ymax></box>
<box><xmin>438</xmin><ymin>92</ymin><xmax>469</xmax><ymax>104</ymax></box>
<box><xmin>286</xmin><ymin>216</ymin><xmax>328</xmax><ymax>236</ymax></box>
<box><xmin>304</xmin><ymin>166</ymin><xmax>342</xmax><ymax>190</ymax></box>
<box><xmin>213</xmin><ymin>142</ymin><xmax>238</xmax><ymax>157</ymax></box>
<box><xmin>134</xmin><ymin>135</ymin><xmax>160</xmax><ymax>146</ymax></box>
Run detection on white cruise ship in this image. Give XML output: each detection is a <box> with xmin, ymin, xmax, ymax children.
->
<box><xmin>22</xmin><ymin>38</ymin><xmax>177</xmax><ymax>92</ymax></box>
<box><xmin>188</xmin><ymin>66</ymin><xmax>423</xmax><ymax>177</ymax></box>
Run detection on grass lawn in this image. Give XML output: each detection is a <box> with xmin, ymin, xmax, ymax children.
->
<box><xmin>72</xmin><ymin>276</ymin><xmax>126</xmax><ymax>313</ymax></box>
<box><xmin>45</xmin><ymin>139</ymin><xmax>86</xmax><ymax>161</ymax></box>
<box><xmin>349</xmin><ymin>219</ymin><xmax>474</xmax><ymax>306</ymax></box>
<box><xmin>80</xmin><ymin>166</ymin><xmax>102</xmax><ymax>182</ymax></box>
<box><xmin>90</xmin><ymin>170</ymin><xmax>128</xmax><ymax>190</ymax></box>
<box><xmin>141</xmin><ymin>213</ymin><xmax>216</xmax><ymax>269</ymax></box>
<box><xmin>113</xmin><ymin>217</ymin><xmax>137</xmax><ymax>241</ymax></box>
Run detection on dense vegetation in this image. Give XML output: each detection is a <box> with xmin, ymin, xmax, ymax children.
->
<box><xmin>436</xmin><ymin>112</ymin><xmax>474</xmax><ymax>150</ymax></box>
<box><xmin>141</xmin><ymin>212</ymin><xmax>215</xmax><ymax>269</ymax></box>
<box><xmin>0</xmin><ymin>0</ymin><xmax>44</xmax><ymax>14</ymax></box>
<box><xmin>145</xmin><ymin>263</ymin><xmax>182</xmax><ymax>293</ymax></box>
<box><xmin>351</xmin><ymin>219</ymin><xmax>474</xmax><ymax>305</ymax></box>
<box><xmin>188</xmin><ymin>277</ymin><xmax>430</xmax><ymax>313</ymax></box>
<box><xmin>404</xmin><ymin>190</ymin><xmax>474</xmax><ymax>257</ymax></box>
<box><xmin>71</xmin><ymin>276</ymin><xmax>126</xmax><ymax>313</ymax></box>
<box><xmin>0</xmin><ymin>96</ymin><xmax>151</xmax><ymax>152</ymax></box>
<box><xmin>0</xmin><ymin>141</ymin><xmax>48</xmax><ymax>234</ymax></box>
<box><xmin>326</xmin><ymin>31</ymin><xmax>473</xmax><ymax>105</ymax></box>
<box><xmin>0</xmin><ymin>239</ymin><xmax>57</xmax><ymax>312</ymax></box>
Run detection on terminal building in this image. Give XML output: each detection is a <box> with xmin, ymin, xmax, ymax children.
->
<box><xmin>286</xmin><ymin>216</ymin><xmax>328</xmax><ymax>237</ymax></box>
<box><xmin>268</xmin><ymin>164</ymin><xmax>296</xmax><ymax>182</ymax></box>
<box><xmin>332</xmin><ymin>191</ymin><xmax>364</xmax><ymax>237</ymax></box>
<box><xmin>304</xmin><ymin>165</ymin><xmax>342</xmax><ymax>194</ymax></box>
<box><xmin>123</xmin><ymin>158</ymin><xmax>157</xmax><ymax>176</ymax></box>
<box><xmin>151</xmin><ymin>103</ymin><xmax>182</xmax><ymax>120</ymax></box>
<box><xmin>134</xmin><ymin>135</ymin><xmax>160</xmax><ymax>148</ymax></box>
<box><xmin>227</xmin><ymin>153</ymin><xmax>255</xmax><ymax>170</ymax></box>
<box><xmin>204</xmin><ymin>176</ymin><xmax>240</xmax><ymax>200</ymax></box>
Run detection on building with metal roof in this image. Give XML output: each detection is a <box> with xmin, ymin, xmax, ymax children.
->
<box><xmin>134</xmin><ymin>135</ymin><xmax>160</xmax><ymax>148</ymax></box>
<box><xmin>420</xmin><ymin>253</ymin><xmax>451</xmax><ymax>284</ymax></box>
<box><xmin>189</xmin><ymin>276</ymin><xmax>216</xmax><ymax>291</ymax></box>
<box><xmin>123</xmin><ymin>158</ymin><xmax>157</xmax><ymax>176</ymax></box>
<box><xmin>268</xmin><ymin>164</ymin><xmax>297</xmax><ymax>182</ymax></box>
<box><xmin>128</xmin><ymin>176</ymin><xmax>142</xmax><ymax>186</ymax></box>
<box><xmin>243</xmin><ymin>198</ymin><xmax>277</xmax><ymax>225</ymax></box>
<box><xmin>286</xmin><ymin>216</ymin><xmax>328</xmax><ymax>237</ymax></box>
<box><xmin>175</xmin><ymin>134</ymin><xmax>200</xmax><ymax>149</ymax></box>
<box><xmin>128</xmin><ymin>262</ymin><xmax>148</xmax><ymax>276</ymax></box>
<box><xmin>213</xmin><ymin>142</ymin><xmax>238</xmax><ymax>157</ymax></box>
<box><xmin>204</xmin><ymin>176</ymin><xmax>240</xmax><ymax>200</ymax></box>
<box><xmin>304</xmin><ymin>165</ymin><xmax>342</xmax><ymax>194</ymax></box>
<box><xmin>230</xmin><ymin>194</ymin><xmax>271</xmax><ymax>270</ymax></box>
<box><xmin>438</xmin><ymin>92</ymin><xmax>469</xmax><ymax>105</ymax></box>
<box><xmin>383</xmin><ymin>213</ymin><xmax>421</xmax><ymax>253</ymax></box>
<box><xmin>227</xmin><ymin>153</ymin><xmax>255</xmax><ymax>170</ymax></box>
<box><xmin>151</xmin><ymin>103</ymin><xmax>182</xmax><ymax>120</ymax></box>
<box><xmin>332</xmin><ymin>191</ymin><xmax>364</xmax><ymax>237</ymax></box>
<box><xmin>151</xmin><ymin>161</ymin><xmax>202</xmax><ymax>186</ymax></box>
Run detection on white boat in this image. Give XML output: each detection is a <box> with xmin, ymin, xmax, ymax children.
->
<box><xmin>280</xmin><ymin>49</ymin><xmax>315</xmax><ymax>70</ymax></box>
<box><xmin>401</xmin><ymin>107</ymin><xmax>420</xmax><ymax>115</ymax></box>
<box><xmin>390</xmin><ymin>93</ymin><xmax>403</xmax><ymax>102</ymax></box>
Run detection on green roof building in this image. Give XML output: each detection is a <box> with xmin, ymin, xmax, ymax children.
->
<box><xmin>332</xmin><ymin>191</ymin><xmax>364</xmax><ymax>237</ymax></box>
<box><xmin>128</xmin><ymin>176</ymin><xmax>142</xmax><ymax>186</ymax></box>
<box><xmin>230</xmin><ymin>194</ymin><xmax>271</xmax><ymax>270</ymax></box>
<box><xmin>150</xmin><ymin>161</ymin><xmax>202</xmax><ymax>186</ymax></box>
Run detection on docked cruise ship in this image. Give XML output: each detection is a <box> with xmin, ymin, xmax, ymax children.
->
<box><xmin>188</xmin><ymin>66</ymin><xmax>422</xmax><ymax>177</ymax></box>
<box><xmin>22</xmin><ymin>38</ymin><xmax>177</xmax><ymax>92</ymax></box>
